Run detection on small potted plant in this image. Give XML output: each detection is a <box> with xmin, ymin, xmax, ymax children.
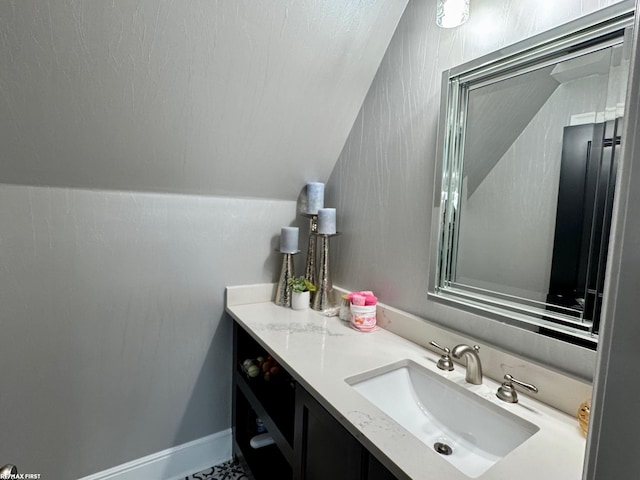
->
<box><xmin>287</xmin><ymin>276</ymin><xmax>317</xmax><ymax>310</ymax></box>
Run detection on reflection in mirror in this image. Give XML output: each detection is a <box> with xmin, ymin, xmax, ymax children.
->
<box><xmin>431</xmin><ymin>2</ymin><xmax>634</xmax><ymax>348</ymax></box>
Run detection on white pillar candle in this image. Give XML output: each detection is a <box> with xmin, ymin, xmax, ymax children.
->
<box><xmin>317</xmin><ymin>208</ymin><xmax>336</xmax><ymax>234</ymax></box>
<box><xmin>280</xmin><ymin>227</ymin><xmax>299</xmax><ymax>253</ymax></box>
<box><xmin>306</xmin><ymin>182</ymin><xmax>324</xmax><ymax>214</ymax></box>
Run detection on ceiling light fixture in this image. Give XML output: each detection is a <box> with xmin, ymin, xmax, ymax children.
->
<box><xmin>436</xmin><ymin>0</ymin><xmax>470</xmax><ymax>28</ymax></box>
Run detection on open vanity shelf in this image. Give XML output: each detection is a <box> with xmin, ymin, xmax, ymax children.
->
<box><xmin>232</xmin><ymin>320</ymin><xmax>398</xmax><ymax>480</ymax></box>
<box><xmin>233</xmin><ymin>322</ymin><xmax>295</xmax><ymax>479</ymax></box>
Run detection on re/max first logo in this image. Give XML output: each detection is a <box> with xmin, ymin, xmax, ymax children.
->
<box><xmin>0</xmin><ymin>475</ymin><xmax>41</xmax><ymax>479</ymax></box>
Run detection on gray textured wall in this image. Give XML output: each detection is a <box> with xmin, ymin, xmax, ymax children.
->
<box><xmin>0</xmin><ymin>1</ymin><xmax>409</xmax><ymax>478</ymax></box>
<box><xmin>327</xmin><ymin>0</ymin><xmax>625</xmax><ymax>380</ymax></box>
<box><xmin>0</xmin><ymin>185</ymin><xmax>299</xmax><ymax>478</ymax></box>
<box><xmin>586</xmin><ymin>1</ymin><xmax>640</xmax><ymax>475</ymax></box>
<box><xmin>0</xmin><ymin>0</ymin><xmax>407</xmax><ymax>200</ymax></box>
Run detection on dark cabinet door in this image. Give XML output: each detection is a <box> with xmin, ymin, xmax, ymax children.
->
<box><xmin>367</xmin><ymin>455</ymin><xmax>399</xmax><ymax>480</ymax></box>
<box><xmin>294</xmin><ymin>387</ymin><xmax>365</xmax><ymax>480</ymax></box>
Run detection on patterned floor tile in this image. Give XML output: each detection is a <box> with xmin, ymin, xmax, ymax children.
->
<box><xmin>185</xmin><ymin>459</ymin><xmax>248</xmax><ymax>480</ymax></box>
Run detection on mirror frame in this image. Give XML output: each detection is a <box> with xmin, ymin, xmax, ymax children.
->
<box><xmin>429</xmin><ymin>0</ymin><xmax>635</xmax><ymax>349</ymax></box>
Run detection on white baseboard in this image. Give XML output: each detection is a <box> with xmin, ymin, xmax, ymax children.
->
<box><xmin>78</xmin><ymin>429</ymin><xmax>232</xmax><ymax>480</ymax></box>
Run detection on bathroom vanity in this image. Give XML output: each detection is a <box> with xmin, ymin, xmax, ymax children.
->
<box><xmin>233</xmin><ymin>317</ymin><xmax>397</xmax><ymax>480</ymax></box>
<box><xmin>226</xmin><ymin>284</ymin><xmax>589</xmax><ymax>480</ymax></box>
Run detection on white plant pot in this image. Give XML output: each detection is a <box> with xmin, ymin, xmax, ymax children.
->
<box><xmin>291</xmin><ymin>290</ymin><xmax>310</xmax><ymax>310</ymax></box>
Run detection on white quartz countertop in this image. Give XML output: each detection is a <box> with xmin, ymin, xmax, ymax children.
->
<box><xmin>226</xmin><ymin>292</ymin><xmax>587</xmax><ymax>480</ymax></box>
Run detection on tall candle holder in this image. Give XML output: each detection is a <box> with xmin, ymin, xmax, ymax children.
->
<box><xmin>311</xmin><ymin>233</ymin><xmax>340</xmax><ymax>312</ymax></box>
<box><xmin>303</xmin><ymin>214</ymin><xmax>318</xmax><ymax>293</ymax></box>
<box><xmin>275</xmin><ymin>250</ymin><xmax>299</xmax><ymax>307</ymax></box>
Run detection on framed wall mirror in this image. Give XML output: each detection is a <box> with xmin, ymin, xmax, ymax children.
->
<box><xmin>429</xmin><ymin>1</ymin><xmax>635</xmax><ymax>349</ymax></box>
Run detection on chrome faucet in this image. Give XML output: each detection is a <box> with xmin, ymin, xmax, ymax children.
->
<box><xmin>451</xmin><ymin>344</ymin><xmax>482</xmax><ymax>384</ymax></box>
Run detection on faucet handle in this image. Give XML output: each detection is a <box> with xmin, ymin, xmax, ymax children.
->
<box><xmin>496</xmin><ymin>374</ymin><xmax>538</xmax><ymax>403</ymax></box>
<box><xmin>429</xmin><ymin>341</ymin><xmax>454</xmax><ymax>371</ymax></box>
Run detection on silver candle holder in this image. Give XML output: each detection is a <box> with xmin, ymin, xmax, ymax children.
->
<box><xmin>311</xmin><ymin>232</ymin><xmax>340</xmax><ymax>312</ymax></box>
<box><xmin>303</xmin><ymin>214</ymin><xmax>318</xmax><ymax>295</ymax></box>
<box><xmin>275</xmin><ymin>250</ymin><xmax>299</xmax><ymax>307</ymax></box>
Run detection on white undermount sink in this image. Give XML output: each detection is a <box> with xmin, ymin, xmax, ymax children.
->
<box><xmin>345</xmin><ymin>360</ymin><xmax>539</xmax><ymax>478</ymax></box>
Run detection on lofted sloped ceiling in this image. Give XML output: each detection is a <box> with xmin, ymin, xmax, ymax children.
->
<box><xmin>0</xmin><ymin>0</ymin><xmax>408</xmax><ymax>200</ymax></box>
